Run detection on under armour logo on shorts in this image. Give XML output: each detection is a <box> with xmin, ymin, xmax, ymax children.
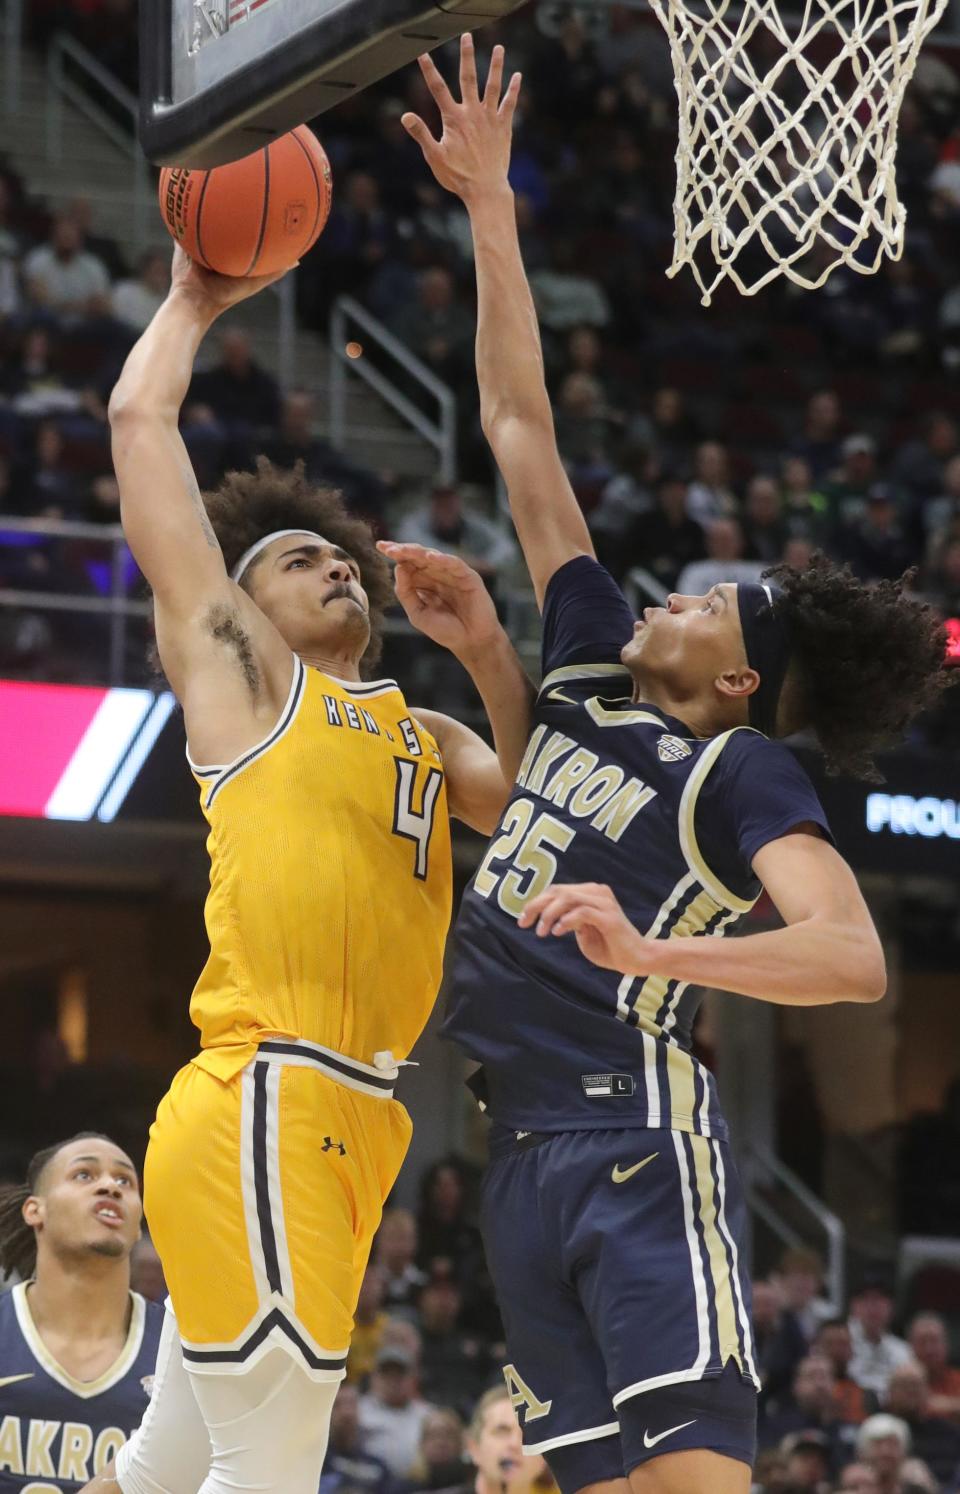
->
<box><xmin>322</xmin><ymin>1137</ymin><xmax>347</xmax><ymax>1155</ymax></box>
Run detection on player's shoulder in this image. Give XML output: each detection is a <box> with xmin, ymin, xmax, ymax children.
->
<box><xmin>0</xmin><ymin>1284</ymin><xmax>19</xmax><ymax>1326</ymax></box>
<box><xmin>712</xmin><ymin>726</ymin><xmax>814</xmax><ymax>781</ymax></box>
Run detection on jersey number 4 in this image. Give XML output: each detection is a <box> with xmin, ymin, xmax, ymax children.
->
<box><xmin>392</xmin><ymin>758</ymin><xmax>443</xmax><ymax>880</ymax></box>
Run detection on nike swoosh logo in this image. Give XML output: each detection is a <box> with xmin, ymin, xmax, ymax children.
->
<box><xmin>643</xmin><ymin>1419</ymin><xmax>697</xmax><ymax>1449</ymax></box>
<box><xmin>611</xmin><ymin>1154</ymin><xmax>658</xmax><ymax>1184</ymax></box>
<box><xmin>0</xmin><ymin>1374</ymin><xmax>34</xmax><ymax>1389</ymax></box>
<box><xmin>545</xmin><ymin>687</ymin><xmax>578</xmax><ymax>705</ymax></box>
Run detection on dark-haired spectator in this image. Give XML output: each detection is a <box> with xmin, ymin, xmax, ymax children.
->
<box><xmin>780</xmin><ymin>1429</ymin><xmax>832</xmax><ymax>1490</ymax></box>
<box><xmin>907</xmin><ymin>1313</ymin><xmax>960</xmax><ymax>1420</ymax></box>
<box><xmin>753</xmin><ymin>1278</ymin><xmax>810</xmax><ymax>1408</ymax></box>
<box><xmin>3</xmin><ymin>326</ymin><xmax>75</xmax><ymax>416</ymax></box>
<box><xmin>848</xmin><ymin>1274</ymin><xmax>912</xmax><ymax>1399</ymax></box>
<box><xmin>411</xmin><ymin>1406</ymin><xmax>467</xmax><ymax>1491</ymax></box>
<box><xmin>686</xmin><ymin>440</ymin><xmax>739</xmax><ymax>524</ymax></box>
<box><xmin>892</xmin><ymin>411</ymin><xmax>958</xmax><ymax>501</ymax></box>
<box><xmin>824</xmin><ymin>434</ymin><xmax>880</xmax><ymax>531</ymax></box>
<box><xmin>760</xmin><ymin>1355</ymin><xmax>854</xmax><ymax>1474</ymax></box>
<box><xmin>529</xmin><ymin>239</ymin><xmax>611</xmax><ymax>333</ymax></box>
<box><xmin>63</xmin><ymin>194</ymin><xmax>130</xmax><ymax>281</ymax></box>
<box><xmin>375</xmin><ymin>1207</ymin><xmax>428</xmax><ymax>1314</ymax></box>
<box><xmin>111</xmin><ymin>249</ymin><xmax>170</xmax><ymax>333</ymax></box>
<box><xmin>922</xmin><ymin>451</ymin><xmax>960</xmax><ymax>549</ymax></box>
<box><xmin>262</xmin><ymin>390</ymin><xmax>388</xmax><ymax>522</ymax></box>
<box><xmin>744</xmin><ymin>474</ymin><xmax>789</xmax><ymax>563</ymax></box>
<box><xmin>839</xmin><ymin>486</ymin><xmax>914</xmax><ymax>582</ymax></box>
<box><xmin>306</xmin><ymin>169</ymin><xmax>398</xmax><ymax>321</ymax></box>
<box><xmin>359</xmin><ymin>1341</ymin><xmax>436</xmax><ymax>1480</ymax></box>
<box><xmin>324</xmin><ymin>1382</ymin><xmax>395</xmax><ymax>1494</ymax></box>
<box><xmin>417</xmin><ymin>1269</ymin><xmax>492</xmax><ymax>1417</ymax></box>
<box><xmin>781</xmin><ymin>455</ymin><xmax>830</xmax><ymax>543</ymax></box>
<box><xmin>790</xmin><ymin>390</ymin><xmax>844</xmax><ymax>480</ymax></box>
<box><xmin>838</xmin><ymin>1460</ymin><xmax>880</xmax><ymax>1491</ymax></box>
<box><xmin>23</xmin><ymin>214</ymin><xmax>111</xmax><ymax>321</ymax></box>
<box><xmin>554</xmin><ymin>372</ymin><xmax>617</xmax><ymax>471</ymax></box>
<box><xmin>676</xmin><ymin>516</ymin><xmax>763</xmax><ymax>593</ymax></box>
<box><xmin>30</xmin><ymin>420</ymin><xmax>83</xmax><ymax>516</ymax></box>
<box><xmin>188</xmin><ymin>327</ymin><xmax>281</xmax><ymax>437</ymax></box>
<box><xmin>389</xmin><ymin>267</ymin><xmax>475</xmax><ymax>389</ymax></box>
<box><xmin>396</xmin><ymin>484</ymin><xmax>517</xmax><ymax>587</ymax></box>
<box><xmin>775</xmin><ymin>1249</ymin><xmax>834</xmax><ymax>1344</ymax></box>
<box><xmin>600</xmin><ymin>470</ymin><xmax>704</xmax><ymax>588</ymax></box>
<box><xmin>882</xmin><ymin>1359</ymin><xmax>960</xmax><ymax>1484</ymax></box>
<box><xmin>816</xmin><ymin>1318</ymin><xmax>875</xmax><ymax>1425</ymax></box>
<box><xmin>417</xmin><ymin>1159</ymin><xmax>484</xmax><ymax>1287</ymax></box>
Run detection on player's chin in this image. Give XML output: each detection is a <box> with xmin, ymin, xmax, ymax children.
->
<box><xmin>87</xmin><ymin>1235</ymin><xmax>130</xmax><ymax>1260</ymax></box>
<box><xmin>620</xmin><ymin>634</ymin><xmax>644</xmax><ymax>667</ymax></box>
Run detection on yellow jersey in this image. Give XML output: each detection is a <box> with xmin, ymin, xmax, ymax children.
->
<box><xmin>186</xmin><ymin>659</ymin><xmax>452</xmax><ymax>1082</ymax></box>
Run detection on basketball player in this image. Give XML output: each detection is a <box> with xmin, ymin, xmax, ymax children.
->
<box><xmin>79</xmin><ymin>248</ymin><xmax>533</xmax><ymax>1494</ymax></box>
<box><xmin>0</xmin><ymin>1133</ymin><xmax>163</xmax><ymax>1491</ymax></box>
<box><xmin>401</xmin><ymin>35</ymin><xmax>949</xmax><ymax>1494</ymax></box>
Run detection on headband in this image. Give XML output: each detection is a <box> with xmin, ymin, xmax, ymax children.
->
<box><xmin>230</xmin><ymin>530</ymin><xmax>329</xmax><ymax>583</ymax></box>
<box><xmin>736</xmin><ymin>580</ymin><xmax>792</xmax><ymax>738</ymax></box>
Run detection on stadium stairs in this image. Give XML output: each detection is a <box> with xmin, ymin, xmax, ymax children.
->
<box><xmin>2</xmin><ymin>43</ymin><xmax>441</xmax><ymax>484</ymax></box>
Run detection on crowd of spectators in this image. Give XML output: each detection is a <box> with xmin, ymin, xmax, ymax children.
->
<box><xmin>109</xmin><ymin>1159</ymin><xmax>960</xmax><ymax>1494</ymax></box>
<box><xmin>3</xmin><ymin>4</ymin><xmax>960</xmax><ymax>717</ymax></box>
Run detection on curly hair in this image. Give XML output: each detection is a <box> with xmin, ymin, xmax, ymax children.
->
<box><xmin>0</xmin><ymin>1132</ymin><xmax>115</xmax><ymax>1282</ymax></box>
<box><xmin>203</xmin><ymin>458</ymin><xmax>393</xmax><ymax>674</ymax></box>
<box><xmin>766</xmin><ymin>554</ymin><xmax>952</xmax><ymax>780</ymax></box>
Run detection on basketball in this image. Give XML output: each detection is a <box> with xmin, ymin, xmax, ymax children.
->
<box><xmin>158</xmin><ymin>125</ymin><xmax>333</xmax><ymax>278</ymax></box>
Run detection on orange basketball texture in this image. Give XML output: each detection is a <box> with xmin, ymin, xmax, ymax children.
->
<box><xmin>158</xmin><ymin>126</ymin><xmax>333</xmax><ymax>277</ymax></box>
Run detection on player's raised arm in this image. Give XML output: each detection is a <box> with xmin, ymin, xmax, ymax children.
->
<box><xmin>108</xmin><ymin>249</ymin><xmax>289</xmax><ymax>698</ymax></box>
<box><xmin>403</xmin><ymin>36</ymin><xmax>593</xmax><ymax>608</ymax></box>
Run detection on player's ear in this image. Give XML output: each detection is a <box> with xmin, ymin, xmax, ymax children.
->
<box><xmin>716</xmin><ymin>666</ymin><xmax>759</xmax><ymax>702</ymax></box>
<box><xmin>21</xmin><ymin>1195</ymin><xmax>42</xmax><ymax>1229</ymax></box>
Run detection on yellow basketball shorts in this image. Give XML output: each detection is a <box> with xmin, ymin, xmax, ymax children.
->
<box><xmin>144</xmin><ymin>1037</ymin><xmax>412</xmax><ymax>1380</ymax></box>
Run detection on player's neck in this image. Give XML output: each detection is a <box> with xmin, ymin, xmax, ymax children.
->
<box><xmin>629</xmin><ymin>671</ymin><xmax>748</xmax><ymax>739</ymax></box>
<box><xmin>28</xmin><ymin>1253</ymin><xmax>132</xmax><ymax>1343</ymax></box>
<box><xmin>298</xmin><ymin>649</ymin><xmax>364</xmax><ymax>683</ymax></box>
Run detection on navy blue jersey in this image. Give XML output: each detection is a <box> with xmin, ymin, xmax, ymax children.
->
<box><xmin>0</xmin><ymin>1284</ymin><xmax>162</xmax><ymax>1490</ymax></box>
<box><xmin>445</xmin><ymin>557</ymin><xmax>832</xmax><ymax>1136</ymax></box>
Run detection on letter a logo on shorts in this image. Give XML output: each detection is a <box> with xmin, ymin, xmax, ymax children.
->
<box><xmin>503</xmin><ymin>1364</ymin><xmax>553</xmax><ymax>1423</ymax></box>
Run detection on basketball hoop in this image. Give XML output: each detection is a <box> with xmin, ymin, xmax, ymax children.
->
<box><xmin>649</xmin><ymin>0</ymin><xmax>948</xmax><ymax>304</ymax></box>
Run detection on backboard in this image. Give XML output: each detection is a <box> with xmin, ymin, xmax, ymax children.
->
<box><xmin>140</xmin><ymin>0</ymin><xmax>530</xmax><ymax>168</ymax></box>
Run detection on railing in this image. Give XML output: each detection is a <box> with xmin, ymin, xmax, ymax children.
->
<box><xmin>329</xmin><ymin>297</ymin><xmax>457</xmax><ymax>484</ymax></box>
<box><xmin>743</xmin><ymin>1142</ymin><xmax>846</xmax><ymax>1312</ymax></box>
<box><xmin>0</xmin><ymin>515</ymin><xmax>148</xmax><ymax>685</ymax></box>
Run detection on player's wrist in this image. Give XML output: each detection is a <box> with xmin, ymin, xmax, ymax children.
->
<box><xmin>166</xmin><ymin>284</ymin><xmax>222</xmax><ymax>328</ymax></box>
<box><xmin>454</xmin><ymin>623</ymin><xmax>512</xmax><ymax>669</ymax></box>
<box><xmin>464</xmin><ymin>181</ymin><xmax>515</xmax><ymax>215</ymax></box>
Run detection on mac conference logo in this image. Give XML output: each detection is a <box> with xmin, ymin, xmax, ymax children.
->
<box><xmin>866</xmin><ymin>792</ymin><xmax>960</xmax><ymax>840</ymax></box>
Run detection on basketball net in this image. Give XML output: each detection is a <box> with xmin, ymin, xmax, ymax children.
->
<box><xmin>649</xmin><ymin>0</ymin><xmax>948</xmax><ymax>304</ymax></box>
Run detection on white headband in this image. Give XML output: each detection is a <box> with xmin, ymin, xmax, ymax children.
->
<box><xmin>230</xmin><ymin>529</ymin><xmax>329</xmax><ymax>583</ymax></box>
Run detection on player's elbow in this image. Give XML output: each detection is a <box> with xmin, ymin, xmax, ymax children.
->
<box><xmin>108</xmin><ymin>386</ymin><xmax>175</xmax><ymax>429</ymax></box>
<box><xmin>848</xmin><ymin>935</ymin><xmax>887</xmax><ymax>1003</ymax></box>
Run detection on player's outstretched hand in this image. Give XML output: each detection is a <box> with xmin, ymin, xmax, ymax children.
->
<box><xmin>402</xmin><ymin>34</ymin><xmax>521</xmax><ymax>204</ymax></box>
<box><xmin>519</xmin><ymin>883</ymin><xmax>663</xmax><ymax>975</ymax></box>
<box><xmin>378</xmin><ymin>540</ymin><xmax>502</xmax><ymax>659</ymax></box>
<box><xmin>169</xmin><ymin>245</ymin><xmax>292</xmax><ymax>317</ymax></box>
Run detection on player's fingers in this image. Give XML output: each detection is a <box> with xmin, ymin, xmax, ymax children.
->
<box><xmin>483</xmin><ymin>44</ymin><xmax>505</xmax><ymax>108</ymax></box>
<box><xmin>418</xmin><ymin>52</ymin><xmax>454</xmax><ymax>110</ymax></box>
<box><xmin>378</xmin><ymin>540</ymin><xmax>429</xmax><ymax>563</ymax></box>
<box><xmin>498</xmin><ymin>71</ymin><xmax>522</xmax><ymax>123</ymax></box>
<box><xmin>401</xmin><ymin>113</ymin><xmax>440</xmax><ymax>161</ymax></box>
<box><xmin>459</xmin><ymin>32</ymin><xmax>479</xmax><ymax>103</ymax></box>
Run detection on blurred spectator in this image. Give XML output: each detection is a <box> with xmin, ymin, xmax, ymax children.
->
<box><xmin>907</xmin><ymin>1313</ymin><xmax>960</xmax><ymax>1421</ymax></box>
<box><xmin>347</xmin><ymin>1262</ymin><xmax>390</xmax><ymax>1384</ymax></box>
<box><xmin>754</xmin><ymin>1278</ymin><xmax>810</xmax><ymax>1408</ymax></box>
<box><xmin>599</xmin><ymin>471</ymin><xmax>704</xmax><ymax>589</ymax></box>
<box><xmin>389</xmin><ymin>268</ymin><xmax>475</xmax><ymax>388</ymax></box>
<box><xmin>760</xmin><ymin>1355</ymin><xmax>853</xmax><ymax>1473</ymax></box>
<box><xmin>63</xmin><ymin>194</ymin><xmax>129</xmax><ymax>280</ymax></box>
<box><xmin>411</xmin><ymin>1407</ymin><xmax>467</xmax><ymax>1491</ymax></box>
<box><xmin>457</xmin><ymin>1385</ymin><xmax>552</xmax><ymax>1494</ymax></box>
<box><xmin>304</xmin><ymin>170</ymin><xmax>398</xmax><ymax>324</ymax></box>
<box><xmin>554</xmin><ymin>372</ymin><xmax>617</xmax><ymax>471</ymax></box>
<box><xmin>358</xmin><ymin>1342</ymin><xmax>436</xmax><ymax>1479</ymax></box>
<box><xmin>815</xmin><ymin>1318</ymin><xmax>874</xmax><ymax>1425</ymax></box>
<box><xmin>686</xmin><ymin>441</ymin><xmax>739</xmax><ymax>524</ymax></box>
<box><xmin>111</xmin><ymin>249</ymin><xmax>170</xmax><ymax>333</ymax></box>
<box><xmin>773</xmin><ymin>1249</ymin><xmax>833</xmax><ymax>1344</ymax></box>
<box><xmin>324</xmin><ymin>1382</ymin><xmax>395</xmax><ymax>1494</ymax></box>
<box><xmin>780</xmin><ymin>1429</ymin><xmax>833</xmax><ymax>1490</ymax></box>
<box><xmin>189</xmin><ymin>328</ymin><xmax>281</xmax><ymax>435</ymax></box>
<box><xmin>23</xmin><ymin>214</ymin><xmax>111</xmax><ymax>321</ymax></box>
<box><xmin>922</xmin><ymin>452</ymin><xmax>960</xmax><ymax>547</ymax></box>
<box><xmin>883</xmin><ymin>1360</ymin><xmax>960</xmax><ymax>1484</ymax></box>
<box><xmin>262</xmin><ymin>390</ymin><xmax>387</xmax><ymax>522</ymax></box>
<box><xmin>589</xmin><ymin>440</ymin><xmax>655</xmax><ymax>544</ymax></box>
<box><xmin>854</xmin><ymin>1414</ymin><xmax>936</xmax><ymax>1494</ymax></box>
<box><xmin>848</xmin><ymin>1275</ymin><xmax>912</xmax><ymax>1399</ymax></box>
<box><xmin>927</xmin><ymin>535</ymin><xmax>960</xmax><ymax>614</ymax></box>
<box><xmin>838</xmin><ymin>486</ymin><xmax>915</xmax><ymax>582</ymax></box>
<box><xmin>891</xmin><ymin>412</ymin><xmax>958</xmax><ymax>502</ymax></box>
<box><xmin>417</xmin><ymin>1159</ymin><xmax>484</xmax><ymax>1286</ymax></box>
<box><xmin>529</xmin><ymin>240</ymin><xmax>611</xmax><ymax>332</ymax></box>
<box><xmin>789</xmin><ymin>391</ymin><xmax>844</xmax><ymax>480</ymax></box>
<box><xmin>627</xmin><ymin>386</ymin><xmax>701</xmax><ymax>471</ymax></box>
<box><xmin>30</xmin><ymin>420</ymin><xmax>83</xmax><ymax>516</ymax></box>
<box><xmin>824</xmin><ymin>435</ymin><xmax>879</xmax><ymax>531</ymax></box>
<box><xmin>781</xmin><ymin>456</ymin><xmax>830</xmax><ymax>542</ymax></box>
<box><xmin>743</xmin><ymin>474</ymin><xmax>789</xmax><ymax>564</ymax></box>
<box><xmin>417</xmin><ymin>1268</ymin><xmax>492</xmax><ymax>1416</ymax></box>
<box><xmin>396</xmin><ymin>484</ymin><xmax>517</xmax><ymax>588</ymax></box>
<box><xmin>129</xmin><ymin>1233</ymin><xmax>166</xmax><ymax>1302</ymax></box>
<box><xmin>3</xmin><ymin>326</ymin><xmax>76</xmax><ymax>416</ymax></box>
<box><xmin>375</xmin><ymin>1208</ymin><xmax>428</xmax><ymax>1314</ymax></box>
<box><xmin>675</xmin><ymin>517</ymin><xmax>763</xmax><ymax>593</ymax></box>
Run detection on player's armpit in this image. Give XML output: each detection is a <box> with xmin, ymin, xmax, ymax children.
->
<box><xmin>415</xmin><ymin>709</ymin><xmax>512</xmax><ymax>835</ymax></box>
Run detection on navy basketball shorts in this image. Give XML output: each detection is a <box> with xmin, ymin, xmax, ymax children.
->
<box><xmin>480</xmin><ymin>1127</ymin><xmax>759</xmax><ymax>1492</ymax></box>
